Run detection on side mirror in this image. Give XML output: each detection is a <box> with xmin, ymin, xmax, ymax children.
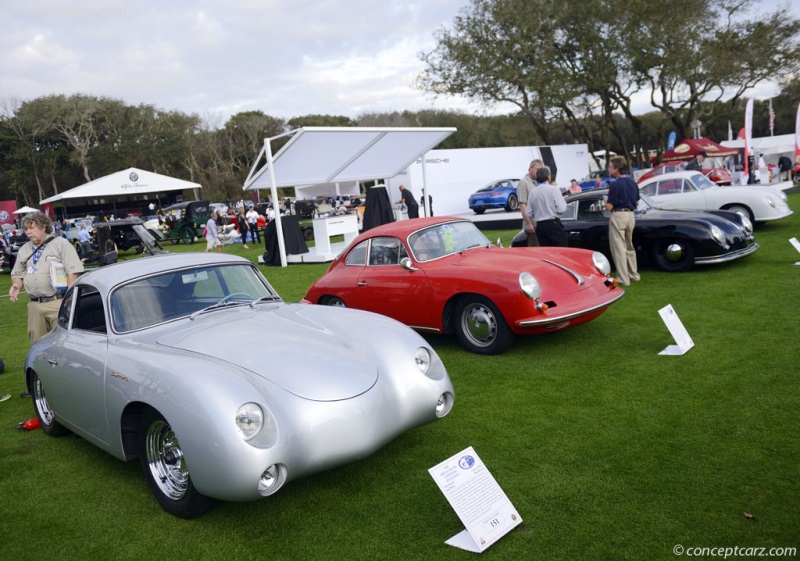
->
<box><xmin>400</xmin><ymin>257</ymin><xmax>418</xmax><ymax>272</ymax></box>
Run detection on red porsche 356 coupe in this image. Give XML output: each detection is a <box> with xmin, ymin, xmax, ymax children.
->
<box><xmin>303</xmin><ymin>217</ymin><xmax>625</xmax><ymax>354</ymax></box>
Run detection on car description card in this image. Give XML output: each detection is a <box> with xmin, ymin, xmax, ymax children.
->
<box><xmin>428</xmin><ymin>446</ymin><xmax>522</xmax><ymax>553</ymax></box>
<box><xmin>789</xmin><ymin>237</ymin><xmax>800</xmax><ymax>265</ymax></box>
<box><xmin>658</xmin><ymin>304</ymin><xmax>694</xmax><ymax>355</ymax></box>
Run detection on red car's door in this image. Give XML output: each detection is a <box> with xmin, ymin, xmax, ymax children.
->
<box><xmin>355</xmin><ymin>237</ymin><xmax>432</xmax><ymax>329</ymax></box>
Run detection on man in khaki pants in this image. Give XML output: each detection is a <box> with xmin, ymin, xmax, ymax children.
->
<box><xmin>9</xmin><ymin>211</ymin><xmax>84</xmax><ymax>396</ymax></box>
<box><xmin>605</xmin><ymin>157</ymin><xmax>640</xmax><ymax>286</ymax></box>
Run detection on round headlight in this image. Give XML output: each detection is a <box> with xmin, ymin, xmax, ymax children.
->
<box><xmin>415</xmin><ymin>347</ymin><xmax>431</xmax><ymax>375</ymax></box>
<box><xmin>766</xmin><ymin>196</ymin><xmax>776</xmax><ymax>208</ymax></box>
<box><xmin>710</xmin><ymin>224</ymin><xmax>725</xmax><ymax>245</ymax></box>
<box><xmin>519</xmin><ymin>272</ymin><xmax>541</xmax><ymax>300</ymax></box>
<box><xmin>592</xmin><ymin>251</ymin><xmax>611</xmax><ymax>275</ymax></box>
<box><xmin>235</xmin><ymin>403</ymin><xmax>264</xmax><ymax>441</ymax></box>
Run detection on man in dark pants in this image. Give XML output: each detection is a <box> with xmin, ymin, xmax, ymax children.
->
<box><xmin>397</xmin><ymin>185</ymin><xmax>419</xmax><ymax>219</ymax></box>
<box><xmin>525</xmin><ymin>166</ymin><xmax>567</xmax><ymax>246</ymax></box>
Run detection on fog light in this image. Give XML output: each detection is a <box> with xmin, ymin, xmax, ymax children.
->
<box><xmin>257</xmin><ymin>464</ymin><xmax>285</xmax><ymax>496</ymax></box>
<box><xmin>436</xmin><ymin>392</ymin><xmax>454</xmax><ymax>418</ymax></box>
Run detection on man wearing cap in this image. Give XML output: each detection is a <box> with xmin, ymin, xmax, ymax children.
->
<box><xmin>685</xmin><ymin>151</ymin><xmax>707</xmax><ymax>172</ymax></box>
<box><xmin>9</xmin><ymin>211</ymin><xmax>84</xmax><ymax>344</ymax></box>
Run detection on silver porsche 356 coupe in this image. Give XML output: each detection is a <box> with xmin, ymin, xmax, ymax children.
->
<box><xmin>24</xmin><ymin>253</ymin><xmax>455</xmax><ymax>518</ymax></box>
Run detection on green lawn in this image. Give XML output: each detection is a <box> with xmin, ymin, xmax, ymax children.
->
<box><xmin>1</xmin><ymin>197</ymin><xmax>798</xmax><ymax>561</ymax></box>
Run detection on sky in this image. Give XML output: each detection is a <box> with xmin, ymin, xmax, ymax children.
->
<box><xmin>1</xmin><ymin>0</ymin><xmax>797</xmax><ymax>127</ymax></box>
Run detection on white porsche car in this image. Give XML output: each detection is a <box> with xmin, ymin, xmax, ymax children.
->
<box><xmin>638</xmin><ymin>171</ymin><xmax>792</xmax><ymax>223</ymax></box>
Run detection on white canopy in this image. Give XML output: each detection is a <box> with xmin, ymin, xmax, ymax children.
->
<box><xmin>40</xmin><ymin>167</ymin><xmax>201</xmax><ymax>204</ymax></box>
<box><xmin>13</xmin><ymin>206</ymin><xmax>38</xmax><ymax>214</ymax></box>
<box><xmin>243</xmin><ymin>126</ymin><xmax>456</xmax><ymax>266</ymax></box>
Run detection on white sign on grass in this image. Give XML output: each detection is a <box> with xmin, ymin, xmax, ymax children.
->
<box><xmin>428</xmin><ymin>446</ymin><xmax>521</xmax><ymax>553</ymax></box>
<box><xmin>658</xmin><ymin>304</ymin><xmax>694</xmax><ymax>356</ymax></box>
<box><xmin>789</xmin><ymin>237</ymin><xmax>800</xmax><ymax>265</ymax></box>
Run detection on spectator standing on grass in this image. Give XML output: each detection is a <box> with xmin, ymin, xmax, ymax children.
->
<box><xmin>246</xmin><ymin>206</ymin><xmax>260</xmax><ymax>244</ymax></box>
<box><xmin>236</xmin><ymin>207</ymin><xmax>249</xmax><ymax>249</ymax></box>
<box><xmin>526</xmin><ymin>166</ymin><xmax>567</xmax><ymax>247</ymax></box>
<box><xmin>517</xmin><ymin>159</ymin><xmax>542</xmax><ymax>246</ymax></box>
<box><xmin>76</xmin><ymin>224</ymin><xmax>92</xmax><ymax>254</ymax></box>
<box><xmin>205</xmin><ymin>210</ymin><xmax>223</xmax><ymax>253</ymax></box>
<box><xmin>605</xmin><ymin>156</ymin><xmax>640</xmax><ymax>286</ymax></box>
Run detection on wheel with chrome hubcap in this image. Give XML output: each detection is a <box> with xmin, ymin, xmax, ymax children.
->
<box><xmin>454</xmin><ymin>296</ymin><xmax>514</xmax><ymax>355</ymax></box>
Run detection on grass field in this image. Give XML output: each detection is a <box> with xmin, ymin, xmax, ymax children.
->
<box><xmin>1</xmin><ymin>197</ymin><xmax>798</xmax><ymax>561</ymax></box>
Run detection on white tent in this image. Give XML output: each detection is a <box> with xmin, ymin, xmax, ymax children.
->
<box><xmin>13</xmin><ymin>206</ymin><xmax>38</xmax><ymax>214</ymax></box>
<box><xmin>243</xmin><ymin>126</ymin><xmax>457</xmax><ymax>266</ymax></box>
<box><xmin>40</xmin><ymin>167</ymin><xmax>201</xmax><ymax>204</ymax></box>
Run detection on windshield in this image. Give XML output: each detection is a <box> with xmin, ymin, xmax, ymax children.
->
<box><xmin>408</xmin><ymin>221</ymin><xmax>491</xmax><ymax>262</ymax></box>
<box><xmin>691</xmin><ymin>173</ymin><xmax>718</xmax><ymax>191</ymax></box>
<box><xmin>110</xmin><ymin>263</ymin><xmax>278</xmax><ymax>332</ymax></box>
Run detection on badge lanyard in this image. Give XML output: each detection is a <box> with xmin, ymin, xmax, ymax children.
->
<box><xmin>28</xmin><ymin>238</ymin><xmax>52</xmax><ymax>273</ymax></box>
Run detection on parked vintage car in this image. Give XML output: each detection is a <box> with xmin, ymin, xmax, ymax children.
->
<box><xmin>511</xmin><ymin>190</ymin><xmax>759</xmax><ymax>272</ymax></box>
<box><xmin>638</xmin><ymin>161</ymin><xmax>733</xmax><ymax>186</ymax></box>
<box><xmin>467</xmin><ymin>178</ymin><xmax>521</xmax><ymax>214</ymax></box>
<box><xmin>24</xmin><ymin>253</ymin><xmax>454</xmax><ymax>518</ymax></box>
<box><xmin>62</xmin><ymin>219</ymin><xmax>95</xmax><ymax>242</ymax></box>
<box><xmin>303</xmin><ymin>217</ymin><xmax>625</xmax><ymax>355</ymax></box>
<box><xmin>638</xmin><ymin>171</ymin><xmax>793</xmax><ymax>223</ymax></box>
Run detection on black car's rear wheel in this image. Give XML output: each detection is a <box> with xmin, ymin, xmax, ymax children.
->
<box><xmin>472</xmin><ymin>207</ymin><xmax>486</xmax><ymax>215</ymax></box>
<box><xmin>181</xmin><ymin>227</ymin><xmax>195</xmax><ymax>245</ymax></box>
<box><xmin>653</xmin><ymin>239</ymin><xmax>694</xmax><ymax>272</ymax></box>
<box><xmin>505</xmin><ymin>194</ymin><xmax>519</xmax><ymax>212</ymax></box>
<box><xmin>32</xmin><ymin>371</ymin><xmax>70</xmax><ymax>437</ymax></box>
<box><xmin>139</xmin><ymin>409</ymin><xmax>215</xmax><ymax>519</ymax></box>
<box><xmin>454</xmin><ymin>296</ymin><xmax>514</xmax><ymax>355</ymax></box>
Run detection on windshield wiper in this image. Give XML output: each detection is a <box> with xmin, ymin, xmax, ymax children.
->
<box><xmin>190</xmin><ymin>294</ymin><xmax>254</xmax><ymax>320</ymax></box>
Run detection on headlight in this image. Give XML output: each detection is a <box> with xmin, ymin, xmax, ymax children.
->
<box><xmin>415</xmin><ymin>347</ymin><xmax>431</xmax><ymax>375</ymax></box>
<box><xmin>710</xmin><ymin>224</ymin><xmax>725</xmax><ymax>245</ymax></box>
<box><xmin>778</xmin><ymin>191</ymin><xmax>788</xmax><ymax>202</ymax></box>
<box><xmin>592</xmin><ymin>252</ymin><xmax>611</xmax><ymax>275</ymax></box>
<box><xmin>519</xmin><ymin>272</ymin><xmax>541</xmax><ymax>300</ymax></box>
<box><xmin>766</xmin><ymin>196</ymin><xmax>776</xmax><ymax>208</ymax></box>
<box><xmin>235</xmin><ymin>403</ymin><xmax>264</xmax><ymax>441</ymax></box>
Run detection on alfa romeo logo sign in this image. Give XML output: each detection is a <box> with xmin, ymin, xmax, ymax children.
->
<box><xmin>0</xmin><ymin>210</ymin><xmax>8</xmax><ymax>222</ymax></box>
<box><xmin>129</xmin><ymin>172</ymin><xmax>139</xmax><ymax>182</ymax></box>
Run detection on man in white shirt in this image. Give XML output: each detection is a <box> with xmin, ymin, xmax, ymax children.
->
<box><xmin>526</xmin><ymin>166</ymin><xmax>567</xmax><ymax>247</ymax></box>
<box><xmin>245</xmin><ymin>206</ymin><xmax>260</xmax><ymax>244</ymax></box>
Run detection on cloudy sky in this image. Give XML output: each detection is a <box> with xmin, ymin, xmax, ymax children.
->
<box><xmin>1</xmin><ymin>0</ymin><xmax>796</xmax><ymax>126</ymax></box>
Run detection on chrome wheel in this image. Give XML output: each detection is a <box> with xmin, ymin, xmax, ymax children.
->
<box><xmin>454</xmin><ymin>296</ymin><xmax>514</xmax><ymax>354</ymax></box>
<box><xmin>145</xmin><ymin>419</ymin><xmax>189</xmax><ymax>501</ymax></box>
<box><xmin>323</xmin><ymin>296</ymin><xmax>347</xmax><ymax>308</ymax></box>
<box><xmin>34</xmin><ymin>375</ymin><xmax>55</xmax><ymax>426</ymax></box>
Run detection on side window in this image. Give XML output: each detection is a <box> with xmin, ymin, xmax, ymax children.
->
<box><xmin>368</xmin><ymin>237</ymin><xmax>408</xmax><ymax>266</ymax></box>
<box><xmin>72</xmin><ymin>286</ymin><xmax>107</xmax><ymax>334</ymax></box>
<box><xmin>657</xmin><ymin>180</ymin><xmax>681</xmax><ymax>195</ymax></box>
<box><xmin>345</xmin><ymin>241</ymin><xmax>368</xmax><ymax>266</ymax></box>
<box><xmin>682</xmin><ymin>179</ymin><xmax>696</xmax><ymax>192</ymax></box>
<box><xmin>57</xmin><ymin>288</ymin><xmax>75</xmax><ymax>329</ymax></box>
<box><xmin>575</xmin><ymin>200</ymin><xmax>603</xmax><ymax>220</ymax></box>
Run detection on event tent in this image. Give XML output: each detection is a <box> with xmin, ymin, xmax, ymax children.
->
<box><xmin>243</xmin><ymin>126</ymin><xmax>457</xmax><ymax>266</ymax></box>
<box><xmin>13</xmin><ymin>206</ymin><xmax>38</xmax><ymax>214</ymax></box>
<box><xmin>663</xmin><ymin>138</ymin><xmax>739</xmax><ymax>162</ymax></box>
<box><xmin>40</xmin><ymin>168</ymin><xmax>201</xmax><ymax>204</ymax></box>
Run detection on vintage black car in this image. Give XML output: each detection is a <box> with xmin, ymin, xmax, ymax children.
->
<box><xmin>158</xmin><ymin>200</ymin><xmax>210</xmax><ymax>245</ymax></box>
<box><xmin>512</xmin><ymin>190</ymin><xmax>758</xmax><ymax>272</ymax></box>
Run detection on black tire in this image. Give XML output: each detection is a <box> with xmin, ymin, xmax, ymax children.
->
<box><xmin>303</xmin><ymin>228</ymin><xmax>314</xmax><ymax>241</ymax></box>
<box><xmin>723</xmin><ymin>204</ymin><xmax>754</xmax><ymax>224</ymax></box>
<box><xmin>653</xmin><ymin>239</ymin><xmax>694</xmax><ymax>272</ymax></box>
<box><xmin>31</xmin><ymin>371</ymin><xmax>70</xmax><ymax>437</ymax></box>
<box><xmin>454</xmin><ymin>296</ymin><xmax>514</xmax><ymax>355</ymax></box>
<box><xmin>181</xmin><ymin>227</ymin><xmax>195</xmax><ymax>245</ymax></box>
<box><xmin>73</xmin><ymin>240</ymin><xmax>83</xmax><ymax>256</ymax></box>
<box><xmin>320</xmin><ymin>296</ymin><xmax>347</xmax><ymax>308</ymax></box>
<box><xmin>139</xmin><ymin>409</ymin><xmax>216</xmax><ymax>519</ymax></box>
<box><xmin>793</xmin><ymin>172</ymin><xmax>800</xmax><ymax>183</ymax></box>
<box><xmin>472</xmin><ymin>208</ymin><xmax>486</xmax><ymax>215</ymax></box>
<box><xmin>504</xmin><ymin>194</ymin><xmax>519</xmax><ymax>212</ymax></box>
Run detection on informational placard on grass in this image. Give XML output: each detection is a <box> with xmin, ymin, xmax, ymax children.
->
<box><xmin>428</xmin><ymin>446</ymin><xmax>521</xmax><ymax>553</ymax></box>
<box><xmin>789</xmin><ymin>237</ymin><xmax>800</xmax><ymax>265</ymax></box>
<box><xmin>658</xmin><ymin>304</ymin><xmax>694</xmax><ymax>355</ymax></box>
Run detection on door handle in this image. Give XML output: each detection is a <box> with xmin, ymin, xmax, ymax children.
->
<box><xmin>47</xmin><ymin>358</ymin><xmax>58</xmax><ymax>366</ymax></box>
<box><xmin>357</xmin><ymin>281</ymin><xmax>368</xmax><ymax>287</ymax></box>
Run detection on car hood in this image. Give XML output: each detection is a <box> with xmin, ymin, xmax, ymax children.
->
<box><xmin>155</xmin><ymin>304</ymin><xmax>378</xmax><ymax>401</ymax></box>
<box><xmin>446</xmin><ymin>247</ymin><xmax>597</xmax><ymax>293</ymax></box>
